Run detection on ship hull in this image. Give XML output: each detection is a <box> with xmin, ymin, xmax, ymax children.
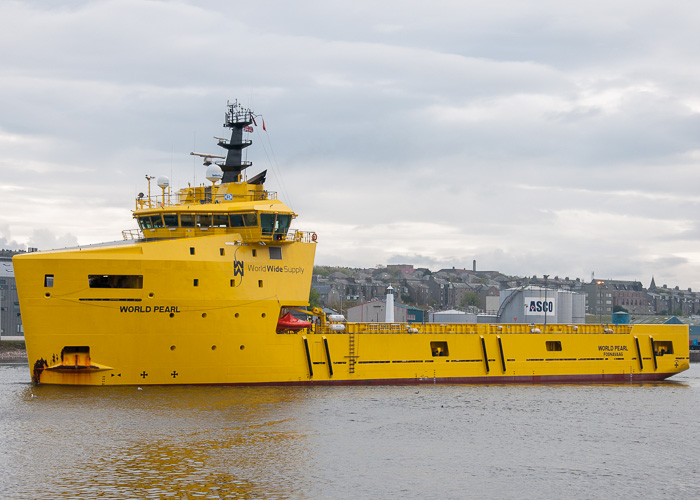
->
<box><xmin>13</xmin><ymin>237</ymin><xmax>690</xmax><ymax>386</ymax></box>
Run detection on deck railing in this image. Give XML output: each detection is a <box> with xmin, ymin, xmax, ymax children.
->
<box><xmin>135</xmin><ymin>189</ymin><xmax>277</xmax><ymax>209</ymax></box>
<box><xmin>314</xmin><ymin>323</ymin><xmax>634</xmax><ymax>335</ymax></box>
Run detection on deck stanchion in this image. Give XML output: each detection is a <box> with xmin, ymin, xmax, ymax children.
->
<box><xmin>302</xmin><ymin>336</ymin><xmax>313</xmax><ymax>377</ymax></box>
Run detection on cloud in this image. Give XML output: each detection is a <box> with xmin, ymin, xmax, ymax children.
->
<box><xmin>27</xmin><ymin>228</ymin><xmax>78</xmax><ymax>251</ymax></box>
<box><xmin>3</xmin><ymin>0</ymin><xmax>700</xmax><ymax>290</ymax></box>
<box><xmin>0</xmin><ymin>224</ymin><xmax>25</xmax><ymax>251</ymax></box>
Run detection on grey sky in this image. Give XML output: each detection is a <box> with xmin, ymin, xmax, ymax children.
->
<box><xmin>2</xmin><ymin>0</ymin><xmax>700</xmax><ymax>289</ymax></box>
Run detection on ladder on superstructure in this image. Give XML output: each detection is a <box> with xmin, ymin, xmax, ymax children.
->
<box><xmin>347</xmin><ymin>332</ymin><xmax>356</xmax><ymax>374</ymax></box>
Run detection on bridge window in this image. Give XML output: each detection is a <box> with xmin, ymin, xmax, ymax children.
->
<box><xmin>261</xmin><ymin>213</ymin><xmax>292</xmax><ymax>239</ymax></box>
<box><xmin>138</xmin><ymin>216</ymin><xmax>152</xmax><ymax>229</ymax></box>
<box><xmin>163</xmin><ymin>213</ymin><xmax>179</xmax><ymax>227</ymax></box>
<box><xmin>197</xmin><ymin>214</ymin><xmax>212</xmax><ymax>228</ymax></box>
<box><xmin>88</xmin><ymin>275</ymin><xmax>143</xmax><ymax>289</ymax></box>
<box><xmin>137</xmin><ymin>215</ymin><xmax>166</xmax><ymax>229</ymax></box>
<box><xmin>151</xmin><ymin>215</ymin><xmax>164</xmax><ymax>228</ymax></box>
<box><xmin>230</xmin><ymin>212</ymin><xmax>258</xmax><ymax>227</ymax></box>
<box><xmin>180</xmin><ymin>214</ymin><xmax>195</xmax><ymax>227</ymax></box>
<box><xmin>212</xmin><ymin>214</ymin><xmax>229</xmax><ymax>227</ymax></box>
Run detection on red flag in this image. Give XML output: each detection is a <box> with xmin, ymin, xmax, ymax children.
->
<box><xmin>262</xmin><ymin>118</ymin><xmax>266</xmax><ymax>131</ymax></box>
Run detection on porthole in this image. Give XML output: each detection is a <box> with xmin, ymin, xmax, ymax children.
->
<box><xmin>170</xmin><ymin>345</ymin><xmax>176</xmax><ymax>351</ymax></box>
<box><xmin>235</xmin><ymin>313</ymin><xmax>239</xmax><ymax>318</ymax></box>
<box><xmin>240</xmin><ymin>345</ymin><xmax>245</xmax><ymax>350</ymax></box>
<box><xmin>169</xmin><ymin>312</ymin><xmax>175</xmax><ymax>318</ymax></box>
<box><xmin>261</xmin><ymin>313</ymin><xmax>266</xmax><ymax>318</ymax></box>
<box><xmin>202</xmin><ymin>313</ymin><xmax>207</xmax><ymax>318</ymax></box>
<box><xmin>211</xmin><ymin>345</ymin><xmax>217</xmax><ymax>351</ymax></box>
<box><xmin>148</xmin><ymin>292</ymin><xmax>155</xmax><ymax>298</ymax></box>
<box><xmin>44</xmin><ymin>292</ymin><xmax>51</xmax><ymax>298</ymax></box>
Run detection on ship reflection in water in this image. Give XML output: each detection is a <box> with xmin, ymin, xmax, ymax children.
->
<box><xmin>1</xmin><ymin>362</ymin><xmax>699</xmax><ymax>500</ymax></box>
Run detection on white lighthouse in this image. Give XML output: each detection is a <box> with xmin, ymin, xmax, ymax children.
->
<box><xmin>385</xmin><ymin>285</ymin><xmax>395</xmax><ymax>323</ymax></box>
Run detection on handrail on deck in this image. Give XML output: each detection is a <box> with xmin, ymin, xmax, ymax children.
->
<box><xmin>122</xmin><ymin>229</ymin><xmax>144</xmax><ymax>240</ymax></box>
<box><xmin>315</xmin><ymin>322</ymin><xmax>634</xmax><ymax>335</ymax></box>
<box><xmin>135</xmin><ymin>189</ymin><xmax>277</xmax><ymax>209</ymax></box>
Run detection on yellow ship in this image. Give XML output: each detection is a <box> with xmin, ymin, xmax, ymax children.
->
<box><xmin>13</xmin><ymin>102</ymin><xmax>689</xmax><ymax>386</ymax></box>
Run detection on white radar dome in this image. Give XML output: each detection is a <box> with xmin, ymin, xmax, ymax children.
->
<box><xmin>157</xmin><ymin>176</ymin><xmax>170</xmax><ymax>189</ymax></box>
<box><xmin>205</xmin><ymin>164</ymin><xmax>223</xmax><ymax>184</ymax></box>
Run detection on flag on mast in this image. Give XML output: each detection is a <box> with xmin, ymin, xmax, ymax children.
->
<box><xmin>262</xmin><ymin>118</ymin><xmax>267</xmax><ymax>131</ymax></box>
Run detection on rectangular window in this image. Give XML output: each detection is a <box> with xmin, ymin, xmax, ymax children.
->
<box><xmin>162</xmin><ymin>213</ymin><xmax>179</xmax><ymax>227</ymax></box>
<box><xmin>220</xmin><ymin>248</ymin><xmax>225</xmax><ymax>256</ymax></box>
<box><xmin>44</xmin><ymin>274</ymin><xmax>54</xmax><ymax>287</ymax></box>
<box><xmin>230</xmin><ymin>279</ymin><xmax>234</xmax><ymax>287</ymax></box>
<box><xmin>261</xmin><ymin>213</ymin><xmax>293</xmax><ymax>239</ymax></box>
<box><xmin>150</xmin><ymin>215</ymin><xmax>164</xmax><ymax>228</ymax></box>
<box><xmin>229</xmin><ymin>214</ymin><xmax>244</xmax><ymax>227</ymax></box>
<box><xmin>229</xmin><ymin>212</ymin><xmax>258</xmax><ymax>227</ymax></box>
<box><xmin>260</xmin><ymin>213</ymin><xmax>275</xmax><ymax>237</ymax></box>
<box><xmin>258</xmin><ymin>280</ymin><xmax>263</xmax><ymax>288</ymax></box>
<box><xmin>138</xmin><ymin>216</ymin><xmax>153</xmax><ymax>229</ymax></box>
<box><xmin>190</xmin><ymin>247</ymin><xmax>195</xmax><ymax>255</ymax></box>
<box><xmin>269</xmin><ymin>247</ymin><xmax>282</xmax><ymax>260</ymax></box>
<box><xmin>430</xmin><ymin>341</ymin><xmax>449</xmax><ymax>357</ymax></box>
<box><xmin>546</xmin><ymin>341</ymin><xmax>562</xmax><ymax>351</ymax></box>
<box><xmin>212</xmin><ymin>214</ymin><xmax>229</xmax><ymax>227</ymax></box>
<box><xmin>194</xmin><ymin>279</ymin><xmax>199</xmax><ymax>287</ymax></box>
<box><xmin>88</xmin><ymin>275</ymin><xmax>143</xmax><ymax>289</ymax></box>
<box><xmin>252</xmin><ymin>249</ymin><xmax>257</xmax><ymax>257</ymax></box>
<box><xmin>197</xmin><ymin>214</ymin><xmax>212</xmax><ymax>228</ymax></box>
<box><xmin>243</xmin><ymin>213</ymin><xmax>257</xmax><ymax>226</ymax></box>
<box><xmin>180</xmin><ymin>214</ymin><xmax>195</xmax><ymax>227</ymax></box>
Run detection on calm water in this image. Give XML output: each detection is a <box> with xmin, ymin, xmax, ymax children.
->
<box><xmin>1</xmin><ymin>362</ymin><xmax>698</xmax><ymax>500</ymax></box>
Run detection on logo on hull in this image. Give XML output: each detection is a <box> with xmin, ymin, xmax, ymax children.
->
<box><xmin>234</xmin><ymin>260</ymin><xmax>244</xmax><ymax>277</ymax></box>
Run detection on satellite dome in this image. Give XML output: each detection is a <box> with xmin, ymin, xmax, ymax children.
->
<box><xmin>205</xmin><ymin>164</ymin><xmax>223</xmax><ymax>184</ymax></box>
<box><xmin>156</xmin><ymin>176</ymin><xmax>170</xmax><ymax>189</ymax></box>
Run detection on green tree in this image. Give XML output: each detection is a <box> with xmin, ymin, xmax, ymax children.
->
<box><xmin>309</xmin><ymin>288</ymin><xmax>321</xmax><ymax>308</ymax></box>
<box><xmin>460</xmin><ymin>291</ymin><xmax>481</xmax><ymax>308</ymax></box>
